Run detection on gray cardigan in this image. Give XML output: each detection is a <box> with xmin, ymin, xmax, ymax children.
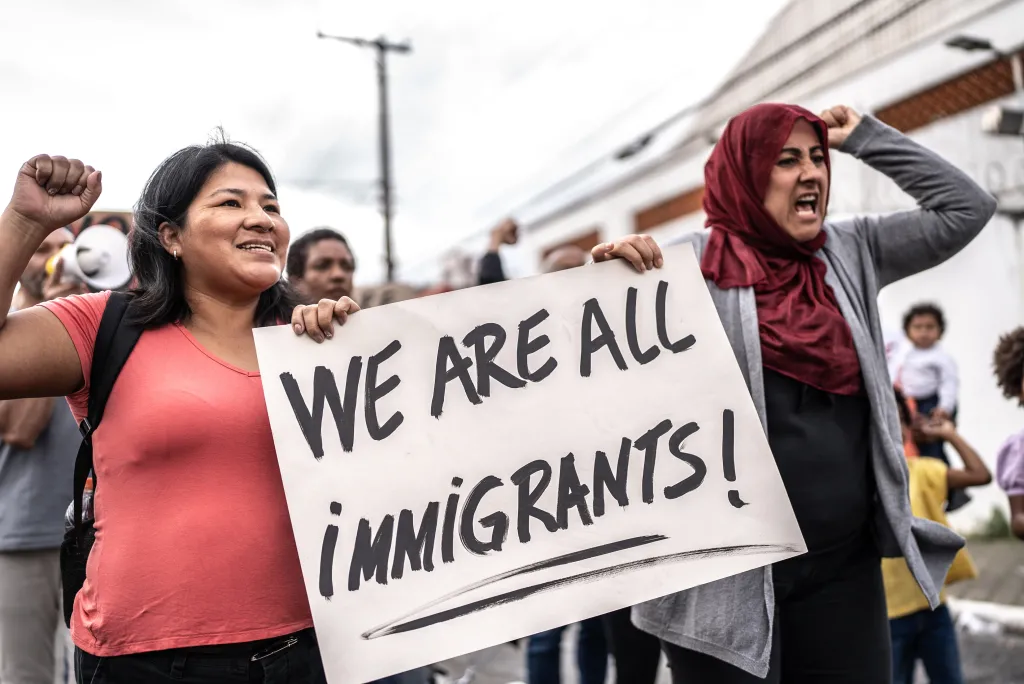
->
<box><xmin>632</xmin><ymin>115</ymin><xmax>997</xmax><ymax>678</ymax></box>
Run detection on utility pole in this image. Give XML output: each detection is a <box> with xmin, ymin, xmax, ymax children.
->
<box><xmin>318</xmin><ymin>32</ymin><xmax>411</xmax><ymax>282</ymax></box>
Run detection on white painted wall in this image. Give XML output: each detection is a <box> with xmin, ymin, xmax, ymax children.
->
<box><xmin>515</xmin><ymin>1</ymin><xmax>1024</xmax><ymax>531</ymax></box>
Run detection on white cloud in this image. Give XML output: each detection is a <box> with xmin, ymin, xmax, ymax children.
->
<box><xmin>0</xmin><ymin>0</ymin><xmax>787</xmax><ymax>285</ymax></box>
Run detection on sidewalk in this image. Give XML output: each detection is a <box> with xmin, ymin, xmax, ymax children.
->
<box><xmin>436</xmin><ymin>539</ymin><xmax>1024</xmax><ymax>684</ymax></box>
<box><xmin>947</xmin><ymin>538</ymin><xmax>1024</xmax><ymax>609</ymax></box>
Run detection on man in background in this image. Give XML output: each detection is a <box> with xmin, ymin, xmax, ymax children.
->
<box><xmin>287</xmin><ymin>227</ymin><xmax>356</xmax><ymax>303</ymax></box>
<box><xmin>286</xmin><ymin>229</ymin><xmax>432</xmax><ymax>684</ymax></box>
<box><xmin>0</xmin><ymin>228</ymin><xmax>85</xmax><ymax>684</ymax></box>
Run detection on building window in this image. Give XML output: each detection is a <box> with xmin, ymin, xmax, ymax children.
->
<box><xmin>875</xmin><ymin>50</ymin><xmax>1023</xmax><ymax>134</ymax></box>
<box><xmin>634</xmin><ymin>185</ymin><xmax>705</xmax><ymax>233</ymax></box>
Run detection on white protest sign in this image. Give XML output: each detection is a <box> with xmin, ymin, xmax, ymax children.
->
<box><xmin>254</xmin><ymin>243</ymin><xmax>805</xmax><ymax>683</ymax></box>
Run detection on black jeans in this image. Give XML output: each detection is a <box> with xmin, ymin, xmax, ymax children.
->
<box><xmin>602</xmin><ymin>608</ymin><xmax>662</xmax><ymax>684</ymax></box>
<box><xmin>663</xmin><ymin>534</ymin><xmax>891</xmax><ymax>684</ymax></box>
<box><xmin>75</xmin><ymin>629</ymin><xmax>327</xmax><ymax>684</ymax></box>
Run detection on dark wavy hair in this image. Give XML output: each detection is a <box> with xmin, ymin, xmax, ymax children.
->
<box><xmin>994</xmin><ymin>327</ymin><xmax>1024</xmax><ymax>405</ymax></box>
<box><xmin>902</xmin><ymin>302</ymin><xmax>945</xmax><ymax>335</ymax></box>
<box><xmin>127</xmin><ymin>139</ymin><xmax>299</xmax><ymax>328</ymax></box>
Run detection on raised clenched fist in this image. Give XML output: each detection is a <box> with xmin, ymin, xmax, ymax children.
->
<box><xmin>7</xmin><ymin>155</ymin><xmax>102</xmax><ymax>235</ymax></box>
<box><xmin>819</xmin><ymin>105</ymin><xmax>863</xmax><ymax>149</ymax></box>
<box><xmin>489</xmin><ymin>218</ymin><xmax>519</xmax><ymax>250</ymax></box>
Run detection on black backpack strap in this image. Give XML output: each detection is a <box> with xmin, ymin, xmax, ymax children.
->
<box><xmin>71</xmin><ymin>292</ymin><xmax>143</xmax><ymax>537</ymax></box>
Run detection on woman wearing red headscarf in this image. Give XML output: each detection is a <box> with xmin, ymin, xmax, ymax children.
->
<box><xmin>599</xmin><ymin>104</ymin><xmax>996</xmax><ymax>683</ymax></box>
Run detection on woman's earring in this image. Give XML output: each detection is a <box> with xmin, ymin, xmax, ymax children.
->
<box><xmin>173</xmin><ymin>249</ymin><xmax>179</xmax><ymax>259</ymax></box>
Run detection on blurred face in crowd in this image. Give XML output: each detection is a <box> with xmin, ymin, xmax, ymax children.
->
<box><xmin>166</xmin><ymin>162</ymin><xmax>289</xmax><ymax>301</ymax></box>
<box><xmin>907</xmin><ymin>313</ymin><xmax>942</xmax><ymax>349</ymax></box>
<box><xmin>293</xmin><ymin>238</ymin><xmax>355</xmax><ymax>302</ymax></box>
<box><xmin>21</xmin><ymin>228</ymin><xmax>73</xmax><ymax>300</ymax></box>
<box><xmin>763</xmin><ymin>119</ymin><xmax>829</xmax><ymax>243</ymax></box>
<box><xmin>543</xmin><ymin>246</ymin><xmax>588</xmax><ymax>273</ymax></box>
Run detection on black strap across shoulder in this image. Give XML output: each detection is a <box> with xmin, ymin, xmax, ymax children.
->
<box><xmin>70</xmin><ymin>292</ymin><xmax>143</xmax><ymax>539</ymax></box>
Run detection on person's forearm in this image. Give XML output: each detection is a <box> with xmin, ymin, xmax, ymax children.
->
<box><xmin>947</xmin><ymin>433</ymin><xmax>991</xmax><ymax>483</ymax></box>
<box><xmin>0</xmin><ymin>208</ymin><xmax>48</xmax><ymax>328</ymax></box>
<box><xmin>1013</xmin><ymin>513</ymin><xmax>1024</xmax><ymax>541</ymax></box>
<box><xmin>0</xmin><ymin>397</ymin><xmax>56</xmax><ymax>448</ymax></box>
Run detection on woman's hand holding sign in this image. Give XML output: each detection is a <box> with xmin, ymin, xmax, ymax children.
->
<box><xmin>592</xmin><ymin>234</ymin><xmax>664</xmax><ymax>273</ymax></box>
<box><xmin>292</xmin><ymin>297</ymin><xmax>361</xmax><ymax>343</ymax></box>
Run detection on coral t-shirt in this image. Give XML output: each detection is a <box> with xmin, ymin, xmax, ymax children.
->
<box><xmin>42</xmin><ymin>292</ymin><xmax>312</xmax><ymax>656</ymax></box>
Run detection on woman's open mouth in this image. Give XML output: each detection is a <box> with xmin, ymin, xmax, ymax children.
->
<box><xmin>794</xmin><ymin>192</ymin><xmax>819</xmax><ymax>218</ymax></box>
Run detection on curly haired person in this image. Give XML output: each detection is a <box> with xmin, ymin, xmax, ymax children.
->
<box><xmin>993</xmin><ymin>327</ymin><xmax>1024</xmax><ymax>540</ymax></box>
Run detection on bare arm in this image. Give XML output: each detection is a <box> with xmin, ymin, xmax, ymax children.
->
<box><xmin>922</xmin><ymin>420</ymin><xmax>992</xmax><ymax>489</ymax></box>
<box><xmin>0</xmin><ymin>397</ymin><xmax>56</xmax><ymax>448</ymax></box>
<box><xmin>1010</xmin><ymin>495</ymin><xmax>1024</xmax><ymax>541</ymax></box>
<box><xmin>0</xmin><ymin>156</ymin><xmax>103</xmax><ymax>399</ymax></box>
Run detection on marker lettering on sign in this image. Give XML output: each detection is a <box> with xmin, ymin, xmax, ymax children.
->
<box><xmin>391</xmin><ymin>502</ymin><xmax>440</xmax><ymax>581</ymax></box>
<box><xmin>722</xmin><ymin>409</ymin><xmax>748</xmax><ymax>508</ymax></box>
<box><xmin>517</xmin><ymin>309</ymin><xmax>557</xmax><ymax>382</ymax></box>
<box><xmin>281</xmin><ymin>361</ymin><xmax>362</xmax><ymax>458</ymax></box>
<box><xmin>348</xmin><ymin>514</ymin><xmax>395</xmax><ymax>591</ymax></box>
<box><xmin>592</xmin><ymin>438</ymin><xmax>633</xmax><ymax>517</ymax></box>
<box><xmin>281</xmin><ymin>280</ymin><xmax>698</xmax><ymax>460</ymax></box>
<box><xmin>657</xmin><ymin>280</ymin><xmax>696</xmax><ymax>353</ymax></box>
<box><xmin>633</xmin><ymin>419</ymin><xmax>673</xmax><ymax>505</ymax></box>
<box><xmin>462</xmin><ymin>324</ymin><xmax>527</xmax><ymax>397</ymax></box>
<box><xmin>331</xmin><ymin>414</ymin><xmax>730</xmax><ymax>593</ymax></box>
<box><xmin>262</xmin><ymin>254</ymin><xmax>809</xmax><ymax>682</ymax></box>
<box><xmin>509</xmin><ymin>460</ymin><xmax>559</xmax><ymax>544</ymax></box>
<box><xmin>365</xmin><ymin>340</ymin><xmax>404</xmax><ymax>442</ymax></box>
<box><xmin>459</xmin><ymin>476</ymin><xmax>509</xmax><ymax>556</ymax></box>
<box><xmin>319</xmin><ymin>501</ymin><xmax>343</xmax><ymax>599</ymax></box>
<box><xmin>580</xmin><ymin>298</ymin><xmax>628</xmax><ymax>377</ymax></box>
<box><xmin>625</xmin><ymin>286</ymin><xmax>660</xmax><ymax>365</ymax></box>
<box><xmin>665</xmin><ymin>422</ymin><xmax>706</xmax><ymax>500</ymax></box>
<box><xmin>555</xmin><ymin>454</ymin><xmax>594</xmax><ymax>530</ymax></box>
<box><xmin>431</xmin><ymin>337</ymin><xmax>481</xmax><ymax>419</ymax></box>
<box><xmin>580</xmin><ymin>280</ymin><xmax>695</xmax><ymax>378</ymax></box>
<box><xmin>441</xmin><ymin>478</ymin><xmax>463</xmax><ymax>564</ymax></box>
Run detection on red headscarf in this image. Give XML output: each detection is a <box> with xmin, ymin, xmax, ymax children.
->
<box><xmin>700</xmin><ymin>103</ymin><xmax>862</xmax><ymax>396</ymax></box>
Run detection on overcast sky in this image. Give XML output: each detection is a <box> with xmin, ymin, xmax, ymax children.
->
<box><xmin>0</xmin><ymin>0</ymin><xmax>787</xmax><ymax>285</ymax></box>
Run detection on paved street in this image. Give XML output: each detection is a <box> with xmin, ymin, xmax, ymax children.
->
<box><xmin>435</xmin><ymin>629</ymin><xmax>1024</xmax><ymax>684</ymax></box>
<box><xmin>947</xmin><ymin>629</ymin><xmax>1024</xmax><ymax>684</ymax></box>
<box><xmin>436</xmin><ymin>631</ymin><xmax>1024</xmax><ymax>684</ymax></box>
<box><xmin>435</xmin><ymin>540</ymin><xmax>1024</xmax><ymax>684</ymax></box>
<box><xmin>37</xmin><ymin>541</ymin><xmax>1024</xmax><ymax>683</ymax></box>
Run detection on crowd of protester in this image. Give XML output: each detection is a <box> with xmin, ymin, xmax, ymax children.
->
<box><xmin>0</xmin><ymin>99</ymin><xmax>1022</xmax><ymax>684</ymax></box>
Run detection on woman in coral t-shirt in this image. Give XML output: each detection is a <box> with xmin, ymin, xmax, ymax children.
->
<box><xmin>0</xmin><ymin>149</ymin><xmax>660</xmax><ymax>684</ymax></box>
<box><xmin>0</xmin><ymin>147</ymin><xmax>359</xmax><ymax>683</ymax></box>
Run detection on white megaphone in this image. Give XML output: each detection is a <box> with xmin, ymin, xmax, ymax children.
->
<box><xmin>45</xmin><ymin>224</ymin><xmax>131</xmax><ymax>291</ymax></box>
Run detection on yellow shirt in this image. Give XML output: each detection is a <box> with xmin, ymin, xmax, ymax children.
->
<box><xmin>881</xmin><ymin>457</ymin><xmax>976</xmax><ymax>619</ymax></box>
